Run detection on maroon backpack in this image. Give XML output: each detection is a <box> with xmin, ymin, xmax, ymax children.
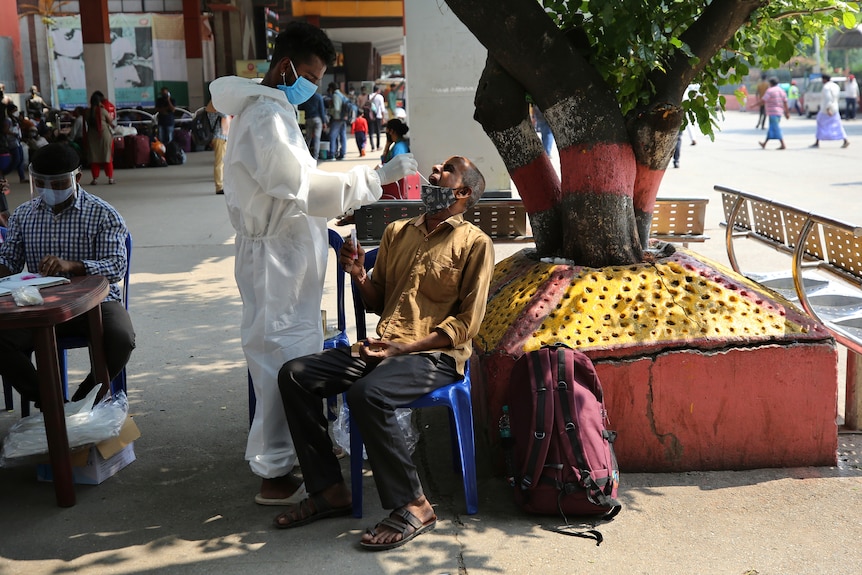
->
<box><xmin>508</xmin><ymin>344</ymin><xmax>621</xmax><ymax>523</ymax></box>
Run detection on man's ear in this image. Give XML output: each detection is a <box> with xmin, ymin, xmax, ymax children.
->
<box><xmin>457</xmin><ymin>187</ymin><xmax>472</xmax><ymax>201</ymax></box>
<box><xmin>75</xmin><ymin>172</ymin><xmax>83</xmax><ymax>184</ymax></box>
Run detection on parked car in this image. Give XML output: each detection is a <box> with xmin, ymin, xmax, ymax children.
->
<box><xmin>803</xmin><ymin>76</ymin><xmax>849</xmax><ymax>118</ymax></box>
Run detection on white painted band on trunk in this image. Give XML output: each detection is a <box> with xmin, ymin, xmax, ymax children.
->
<box><xmin>487</xmin><ymin>120</ymin><xmax>545</xmax><ymax>169</ymax></box>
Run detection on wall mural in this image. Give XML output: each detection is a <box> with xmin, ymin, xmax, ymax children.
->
<box><xmin>49</xmin><ymin>13</ymin><xmax>187</xmax><ymax>109</ymax></box>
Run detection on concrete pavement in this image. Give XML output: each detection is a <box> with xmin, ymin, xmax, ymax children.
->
<box><xmin>1</xmin><ymin>111</ymin><xmax>862</xmax><ymax>574</ymax></box>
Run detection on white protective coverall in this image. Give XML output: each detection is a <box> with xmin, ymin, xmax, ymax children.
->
<box><xmin>211</xmin><ymin>76</ymin><xmax>384</xmax><ymax>479</ymax></box>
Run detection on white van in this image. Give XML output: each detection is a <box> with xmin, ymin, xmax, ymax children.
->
<box><xmin>803</xmin><ymin>76</ymin><xmax>849</xmax><ymax>117</ymax></box>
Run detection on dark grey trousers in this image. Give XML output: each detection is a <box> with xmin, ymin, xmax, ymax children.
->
<box><xmin>278</xmin><ymin>347</ymin><xmax>458</xmax><ymax>510</ymax></box>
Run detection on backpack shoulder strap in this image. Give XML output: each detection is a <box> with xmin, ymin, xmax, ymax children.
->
<box><xmin>554</xmin><ymin>346</ymin><xmax>591</xmax><ymax>473</ymax></box>
<box><xmin>519</xmin><ymin>348</ymin><xmax>554</xmax><ymax>491</ymax></box>
<box><xmin>554</xmin><ymin>346</ymin><xmax>621</xmax><ymax>511</ymax></box>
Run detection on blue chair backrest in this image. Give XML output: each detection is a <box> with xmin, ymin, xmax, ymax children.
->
<box><xmin>327</xmin><ymin>228</ymin><xmax>346</xmax><ymax>334</ymax></box>
<box><xmin>122</xmin><ymin>232</ymin><xmax>132</xmax><ymax>309</ymax></box>
<box><xmin>350</xmin><ymin>247</ymin><xmax>378</xmax><ymax>339</ymax></box>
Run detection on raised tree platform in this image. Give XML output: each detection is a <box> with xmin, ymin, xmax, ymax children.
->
<box><xmin>473</xmin><ymin>248</ymin><xmax>838</xmax><ymax>472</ymax></box>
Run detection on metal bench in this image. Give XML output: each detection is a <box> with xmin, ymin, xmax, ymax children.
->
<box><xmin>353</xmin><ymin>199</ymin><xmax>530</xmax><ymax>243</ymax></box>
<box><xmin>354</xmin><ymin>197</ymin><xmax>708</xmax><ymax>246</ymax></box>
<box><xmin>716</xmin><ymin>185</ymin><xmax>862</xmax><ymax>429</ymax></box>
<box><xmin>650</xmin><ymin>198</ymin><xmax>710</xmax><ymax>246</ymax></box>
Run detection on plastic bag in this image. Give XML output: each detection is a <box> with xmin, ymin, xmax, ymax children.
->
<box><xmin>12</xmin><ymin>285</ymin><xmax>43</xmax><ymax>306</ymax></box>
<box><xmin>0</xmin><ymin>388</ymin><xmax>128</xmax><ymax>467</ymax></box>
<box><xmin>331</xmin><ymin>397</ymin><xmax>418</xmax><ymax>460</ymax></box>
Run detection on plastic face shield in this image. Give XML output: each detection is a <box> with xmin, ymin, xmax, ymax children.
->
<box><xmin>29</xmin><ymin>165</ymin><xmax>80</xmax><ymax>202</ymax></box>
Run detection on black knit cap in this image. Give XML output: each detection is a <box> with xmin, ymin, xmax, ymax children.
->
<box><xmin>31</xmin><ymin>143</ymin><xmax>80</xmax><ymax>175</ymax></box>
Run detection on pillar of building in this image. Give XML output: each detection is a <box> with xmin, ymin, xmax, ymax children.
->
<box><xmin>79</xmin><ymin>0</ymin><xmax>114</xmax><ymax>104</ymax></box>
<box><xmin>342</xmin><ymin>42</ymin><xmax>374</xmax><ymax>84</ymax></box>
<box><xmin>0</xmin><ymin>1</ymin><xmax>25</xmax><ymax>93</ymax></box>
<box><xmin>404</xmin><ymin>3</ymin><xmax>509</xmax><ymax>191</ymax></box>
<box><xmin>183</xmin><ymin>0</ymin><xmax>205</xmax><ymax>109</ymax></box>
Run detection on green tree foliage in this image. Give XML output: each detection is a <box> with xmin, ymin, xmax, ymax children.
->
<box><xmin>542</xmin><ymin>0</ymin><xmax>858</xmax><ymax>136</ymax></box>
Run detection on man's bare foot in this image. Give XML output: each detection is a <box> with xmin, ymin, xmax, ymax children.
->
<box><xmin>255</xmin><ymin>474</ymin><xmax>307</xmax><ymax>505</ymax></box>
<box><xmin>360</xmin><ymin>495</ymin><xmax>437</xmax><ymax>549</ymax></box>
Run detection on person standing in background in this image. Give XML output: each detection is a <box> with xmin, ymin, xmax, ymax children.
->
<box><xmin>356</xmin><ymin>86</ymin><xmax>369</xmax><ymax>113</ymax></box>
<box><xmin>846</xmin><ymin>74</ymin><xmax>859</xmax><ymax>120</ymax></box>
<box><xmin>758</xmin><ymin>77</ymin><xmax>790</xmax><ymax>150</ymax></box>
<box><xmin>205</xmin><ymin>101</ymin><xmax>230</xmax><ymax>195</ymax></box>
<box><xmin>299</xmin><ymin>91</ymin><xmax>326</xmax><ymax>160</ymax></box>
<box><xmin>352</xmin><ymin>112</ymin><xmax>368</xmax><ymax>157</ymax></box>
<box><xmin>387</xmin><ymin>82</ymin><xmax>403</xmax><ymax>119</ymax></box>
<box><xmin>25</xmin><ymin>86</ymin><xmax>47</xmax><ymax>120</ymax></box>
<box><xmin>787</xmin><ymin>80</ymin><xmax>802</xmax><ymax>116</ymax></box>
<box><xmin>326</xmin><ymin>82</ymin><xmax>348</xmax><ymax>161</ymax></box>
<box><xmin>811</xmin><ymin>73</ymin><xmax>850</xmax><ymax>149</ymax></box>
<box><xmin>84</xmin><ymin>91</ymin><xmax>116</xmax><ymax>185</ymax></box>
<box><xmin>2</xmin><ymin>104</ymin><xmax>28</xmax><ymax>183</ymax></box>
<box><xmin>530</xmin><ymin>104</ymin><xmax>555</xmax><ymax>157</ymax></box>
<box><xmin>154</xmin><ymin>87</ymin><xmax>176</xmax><ymax>145</ymax></box>
<box><xmin>754</xmin><ymin>73</ymin><xmax>769</xmax><ymax>129</ymax></box>
<box><xmin>368</xmin><ymin>86</ymin><xmax>386</xmax><ymax>151</ymax></box>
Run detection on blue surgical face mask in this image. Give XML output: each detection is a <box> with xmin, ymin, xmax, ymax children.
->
<box><xmin>277</xmin><ymin>60</ymin><xmax>317</xmax><ymax>106</ymax></box>
<box><xmin>420</xmin><ymin>184</ymin><xmax>460</xmax><ymax>214</ymax></box>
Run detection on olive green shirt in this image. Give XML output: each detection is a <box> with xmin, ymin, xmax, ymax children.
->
<box><xmin>369</xmin><ymin>212</ymin><xmax>495</xmax><ymax>374</ymax></box>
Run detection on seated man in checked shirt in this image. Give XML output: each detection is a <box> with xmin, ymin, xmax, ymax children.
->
<box><xmin>0</xmin><ymin>142</ymin><xmax>135</xmax><ymax>406</ymax></box>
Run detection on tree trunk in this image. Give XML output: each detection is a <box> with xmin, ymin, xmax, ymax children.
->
<box><xmin>449</xmin><ymin>0</ymin><xmax>642</xmax><ymax>266</ymax></box>
<box><xmin>446</xmin><ymin>0</ymin><xmax>766</xmax><ymax>264</ymax></box>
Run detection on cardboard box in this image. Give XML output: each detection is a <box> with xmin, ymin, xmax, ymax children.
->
<box><xmin>36</xmin><ymin>416</ymin><xmax>141</xmax><ymax>485</ymax></box>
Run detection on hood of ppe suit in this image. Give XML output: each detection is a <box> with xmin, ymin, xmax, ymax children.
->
<box><xmin>209</xmin><ymin>75</ymin><xmax>384</xmax><ymax>237</ymax></box>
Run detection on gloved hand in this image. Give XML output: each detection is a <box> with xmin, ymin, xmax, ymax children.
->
<box><xmin>375</xmin><ymin>153</ymin><xmax>419</xmax><ymax>186</ymax></box>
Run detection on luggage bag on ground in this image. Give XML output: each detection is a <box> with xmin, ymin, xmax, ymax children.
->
<box><xmin>172</xmin><ymin>128</ymin><xmax>192</xmax><ymax>153</ymax></box>
<box><xmin>122</xmin><ymin>134</ymin><xmax>150</xmax><ymax>169</ymax></box>
<box><xmin>111</xmin><ymin>136</ymin><xmax>128</xmax><ymax>169</ymax></box>
<box><xmin>508</xmin><ymin>344</ymin><xmax>621</xmax><ymax>520</ymax></box>
<box><xmin>165</xmin><ymin>140</ymin><xmax>186</xmax><ymax>165</ymax></box>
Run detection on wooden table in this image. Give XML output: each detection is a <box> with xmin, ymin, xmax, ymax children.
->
<box><xmin>0</xmin><ymin>275</ymin><xmax>110</xmax><ymax>507</ymax></box>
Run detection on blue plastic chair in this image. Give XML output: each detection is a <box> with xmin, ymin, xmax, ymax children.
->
<box><xmin>1</xmin><ymin>225</ymin><xmax>11</xmax><ymax>412</ymax></box>
<box><xmin>2</xmin><ymin>230</ymin><xmax>132</xmax><ymax>415</ymax></box>
<box><xmin>247</xmin><ymin>228</ymin><xmax>349</xmax><ymax>423</ymax></box>
<box><xmin>347</xmin><ymin>248</ymin><xmax>479</xmax><ymax>518</ymax></box>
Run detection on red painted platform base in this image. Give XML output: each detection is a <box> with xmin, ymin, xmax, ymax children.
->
<box><xmin>475</xmin><ymin>343</ymin><xmax>837</xmax><ymax>472</ymax></box>
<box><xmin>474</xmin><ymin>249</ymin><xmax>838</xmax><ymax>472</ymax></box>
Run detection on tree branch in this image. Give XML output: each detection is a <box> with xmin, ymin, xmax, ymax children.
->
<box><xmin>651</xmin><ymin>0</ymin><xmax>765</xmax><ymax>101</ymax></box>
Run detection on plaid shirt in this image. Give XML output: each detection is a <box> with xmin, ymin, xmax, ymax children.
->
<box><xmin>0</xmin><ymin>187</ymin><xmax>128</xmax><ymax>302</ymax></box>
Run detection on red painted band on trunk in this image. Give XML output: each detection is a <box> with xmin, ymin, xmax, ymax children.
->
<box><xmin>633</xmin><ymin>164</ymin><xmax>666</xmax><ymax>212</ymax></box>
<box><xmin>558</xmin><ymin>143</ymin><xmax>636</xmax><ymax>198</ymax></box>
<box><xmin>510</xmin><ymin>153</ymin><xmax>561</xmax><ymax>213</ymax></box>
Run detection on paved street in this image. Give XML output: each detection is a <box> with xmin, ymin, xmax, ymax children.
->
<box><xmin>1</xmin><ymin>110</ymin><xmax>861</xmax><ymax>574</ymax></box>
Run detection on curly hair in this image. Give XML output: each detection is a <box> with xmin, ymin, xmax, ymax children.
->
<box><xmin>270</xmin><ymin>22</ymin><xmax>336</xmax><ymax>70</ymax></box>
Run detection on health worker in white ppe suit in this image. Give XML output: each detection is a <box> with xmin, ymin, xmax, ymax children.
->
<box><xmin>210</xmin><ymin>21</ymin><xmax>418</xmax><ymax>505</ymax></box>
